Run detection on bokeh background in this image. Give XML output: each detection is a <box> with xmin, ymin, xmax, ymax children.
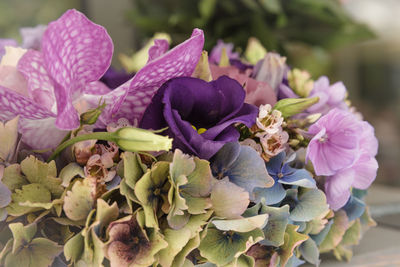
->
<box><xmin>1</xmin><ymin>0</ymin><xmax>398</xmax><ymax>185</ymax></box>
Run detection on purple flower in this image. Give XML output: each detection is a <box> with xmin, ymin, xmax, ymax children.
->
<box><xmin>209</xmin><ymin>40</ymin><xmax>240</xmax><ymax>64</ymax></box>
<box><xmin>307</xmin><ymin>76</ymin><xmax>348</xmax><ymax>114</ymax></box>
<box><xmin>325</xmin><ymin>121</ymin><xmax>378</xmax><ymax>210</ymax></box>
<box><xmin>306</xmin><ymin>108</ymin><xmax>363</xmax><ymax>176</ymax></box>
<box><xmin>306</xmin><ymin>108</ymin><xmax>378</xmax><ymax>210</ymax></box>
<box><xmin>0</xmin><ymin>9</ymin><xmax>204</xmax><ymax>150</ymax></box>
<box><xmin>140</xmin><ymin>76</ymin><xmax>258</xmax><ymax>159</ymax></box>
<box><xmin>254</xmin><ymin>151</ymin><xmax>315</xmax><ymax>205</ymax></box>
<box><xmin>100</xmin><ymin>67</ymin><xmax>135</xmax><ymax>89</ymax></box>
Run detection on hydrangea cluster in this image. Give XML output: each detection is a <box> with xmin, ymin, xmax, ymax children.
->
<box><xmin>0</xmin><ymin>9</ymin><xmax>378</xmax><ymax>267</ymax></box>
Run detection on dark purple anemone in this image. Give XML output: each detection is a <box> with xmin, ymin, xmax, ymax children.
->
<box><xmin>140</xmin><ymin>76</ymin><xmax>258</xmax><ymax>159</ymax></box>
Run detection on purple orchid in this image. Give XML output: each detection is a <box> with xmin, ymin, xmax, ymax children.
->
<box><xmin>0</xmin><ymin>9</ymin><xmax>204</xmax><ymax>150</ymax></box>
<box><xmin>140</xmin><ymin>76</ymin><xmax>259</xmax><ymax>159</ymax></box>
<box><xmin>209</xmin><ymin>40</ymin><xmax>240</xmax><ymax>64</ymax></box>
<box><xmin>254</xmin><ymin>151</ymin><xmax>316</xmax><ymax>205</ymax></box>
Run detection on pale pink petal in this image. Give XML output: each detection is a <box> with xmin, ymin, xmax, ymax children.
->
<box><xmin>0</xmin><ymin>85</ymin><xmax>55</xmax><ymax>121</ymax></box>
<box><xmin>325</xmin><ymin>168</ymin><xmax>355</xmax><ymax>210</ymax></box>
<box><xmin>351</xmin><ymin>154</ymin><xmax>378</xmax><ymax>190</ymax></box>
<box><xmin>147</xmin><ymin>39</ymin><xmax>169</xmax><ymax>62</ymax></box>
<box><xmin>17</xmin><ymin>49</ymin><xmax>56</xmax><ymax>111</ymax></box>
<box><xmin>19</xmin><ymin>117</ymin><xmax>67</xmax><ymax>150</ymax></box>
<box><xmin>0</xmin><ymin>65</ymin><xmax>29</xmax><ymax>97</ymax></box>
<box><xmin>42</xmin><ymin>9</ymin><xmax>113</xmax><ymax>130</ymax></box>
<box><xmin>101</xmin><ymin>28</ymin><xmax>204</xmax><ymax>125</ymax></box>
<box><xmin>359</xmin><ymin>121</ymin><xmax>378</xmax><ymax>157</ymax></box>
<box><xmin>323</xmin><ymin>143</ymin><xmax>358</xmax><ymax>173</ymax></box>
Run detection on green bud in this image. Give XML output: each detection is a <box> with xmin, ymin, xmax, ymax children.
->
<box><xmin>115</xmin><ymin>127</ymin><xmax>172</xmax><ymax>152</ymax></box>
<box><xmin>244</xmin><ymin>37</ymin><xmax>267</xmax><ymax>65</ymax></box>
<box><xmin>273</xmin><ymin>97</ymin><xmax>319</xmax><ymax>118</ymax></box>
<box><xmin>219</xmin><ymin>47</ymin><xmax>230</xmax><ymax>67</ymax></box>
<box><xmin>80</xmin><ymin>102</ymin><xmax>106</xmax><ymax>125</ymax></box>
<box><xmin>288</xmin><ymin>69</ymin><xmax>314</xmax><ymax>97</ymax></box>
<box><xmin>192</xmin><ymin>51</ymin><xmax>212</xmax><ymax>82</ymax></box>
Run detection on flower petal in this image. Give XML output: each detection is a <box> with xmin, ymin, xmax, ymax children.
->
<box><xmin>279</xmin><ymin>168</ymin><xmax>316</xmax><ymax>188</ymax></box>
<box><xmin>254</xmin><ymin>181</ymin><xmax>286</xmax><ymax>205</ymax></box>
<box><xmin>325</xmin><ymin>168</ymin><xmax>355</xmax><ymax>211</ymax></box>
<box><xmin>102</xmin><ymin>28</ymin><xmax>204</xmax><ymax>125</ymax></box>
<box><xmin>0</xmin><ymin>85</ymin><xmax>55</xmax><ymax>121</ymax></box>
<box><xmin>351</xmin><ymin>154</ymin><xmax>378</xmax><ymax>190</ymax></box>
<box><xmin>42</xmin><ymin>9</ymin><xmax>113</xmax><ymax>129</ymax></box>
<box><xmin>148</xmin><ymin>39</ymin><xmax>169</xmax><ymax>62</ymax></box>
<box><xmin>17</xmin><ymin>49</ymin><xmax>56</xmax><ymax>111</ymax></box>
<box><xmin>20</xmin><ymin>25</ymin><xmax>47</xmax><ymax>50</ymax></box>
<box><xmin>19</xmin><ymin>117</ymin><xmax>67</xmax><ymax>150</ymax></box>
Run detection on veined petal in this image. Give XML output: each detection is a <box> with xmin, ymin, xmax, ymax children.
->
<box><xmin>19</xmin><ymin>117</ymin><xmax>67</xmax><ymax>150</ymax></box>
<box><xmin>17</xmin><ymin>49</ymin><xmax>56</xmax><ymax>111</ymax></box>
<box><xmin>325</xmin><ymin>168</ymin><xmax>355</xmax><ymax>211</ymax></box>
<box><xmin>351</xmin><ymin>154</ymin><xmax>378</xmax><ymax>190</ymax></box>
<box><xmin>41</xmin><ymin>9</ymin><xmax>113</xmax><ymax>130</ymax></box>
<box><xmin>0</xmin><ymin>85</ymin><xmax>55</xmax><ymax>121</ymax></box>
<box><xmin>101</xmin><ymin>28</ymin><xmax>204</xmax><ymax>125</ymax></box>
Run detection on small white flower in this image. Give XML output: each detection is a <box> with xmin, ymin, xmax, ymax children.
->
<box><xmin>259</xmin><ymin>130</ymin><xmax>289</xmax><ymax>158</ymax></box>
<box><xmin>256</xmin><ymin>104</ymin><xmax>283</xmax><ymax>135</ymax></box>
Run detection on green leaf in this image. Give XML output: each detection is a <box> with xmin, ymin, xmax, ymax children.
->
<box><xmin>4</xmin><ymin>238</ymin><xmax>62</xmax><ymax>267</ymax></box>
<box><xmin>64</xmin><ymin>232</ymin><xmax>84</xmax><ymax>263</ymax></box>
<box><xmin>260</xmin><ymin>205</ymin><xmax>290</xmax><ymax>247</ymax></box>
<box><xmin>212</xmin><ymin>214</ymin><xmax>268</xmax><ymax>233</ymax></box>
<box><xmin>279</xmin><ymin>224</ymin><xmax>308</xmax><ymax>267</ymax></box>
<box><xmin>7</xmin><ymin>183</ymin><xmax>51</xmax><ymax>216</ymax></box>
<box><xmin>199</xmin><ymin>226</ymin><xmax>264</xmax><ymax>266</ymax></box>
<box><xmin>0</xmin><ymin>116</ymin><xmax>19</xmax><ymax>162</ymax></box>
<box><xmin>59</xmin><ymin>163</ymin><xmax>84</xmax><ymax>187</ymax></box>
<box><xmin>158</xmin><ymin>211</ymin><xmax>212</xmax><ymax>267</ymax></box>
<box><xmin>121</xmin><ymin>152</ymin><xmax>147</xmax><ymax>190</ymax></box>
<box><xmin>273</xmin><ymin>97</ymin><xmax>319</xmax><ymax>118</ymax></box>
<box><xmin>290</xmin><ymin>189</ymin><xmax>329</xmax><ymax>222</ymax></box>
<box><xmin>2</xmin><ymin>164</ymin><xmax>28</xmax><ymax>191</ymax></box>
<box><xmin>135</xmin><ymin>162</ymin><xmax>170</xmax><ymax>229</ymax></box>
<box><xmin>20</xmin><ymin>156</ymin><xmax>57</xmax><ymax>184</ymax></box>
<box><xmin>299</xmin><ymin>238</ymin><xmax>320</xmax><ymax>266</ymax></box>
<box><xmin>319</xmin><ymin>210</ymin><xmax>349</xmax><ymax>253</ymax></box>
<box><xmin>9</xmin><ymin>222</ymin><xmax>37</xmax><ymax>253</ymax></box>
<box><xmin>210</xmin><ymin>178</ymin><xmax>249</xmax><ymax>219</ymax></box>
<box><xmin>340</xmin><ymin>219</ymin><xmax>361</xmax><ymax>247</ymax></box>
<box><xmin>63</xmin><ymin>179</ymin><xmax>95</xmax><ymax>221</ymax></box>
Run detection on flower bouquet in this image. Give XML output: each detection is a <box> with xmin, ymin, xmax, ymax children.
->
<box><xmin>0</xmin><ymin>9</ymin><xmax>378</xmax><ymax>267</ymax></box>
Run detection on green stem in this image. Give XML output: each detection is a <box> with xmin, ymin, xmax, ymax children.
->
<box><xmin>47</xmin><ymin>132</ymin><xmax>116</xmax><ymax>163</ymax></box>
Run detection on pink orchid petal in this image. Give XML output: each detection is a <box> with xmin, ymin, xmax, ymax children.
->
<box><xmin>101</xmin><ymin>28</ymin><xmax>204</xmax><ymax>125</ymax></box>
<box><xmin>17</xmin><ymin>49</ymin><xmax>56</xmax><ymax>111</ymax></box>
<box><xmin>325</xmin><ymin>168</ymin><xmax>355</xmax><ymax>210</ymax></box>
<box><xmin>84</xmin><ymin>81</ymin><xmax>111</xmax><ymax>95</ymax></box>
<box><xmin>0</xmin><ymin>65</ymin><xmax>29</xmax><ymax>97</ymax></box>
<box><xmin>19</xmin><ymin>117</ymin><xmax>67</xmax><ymax>150</ymax></box>
<box><xmin>42</xmin><ymin>9</ymin><xmax>113</xmax><ymax>130</ymax></box>
<box><xmin>147</xmin><ymin>39</ymin><xmax>169</xmax><ymax>62</ymax></box>
<box><xmin>0</xmin><ymin>85</ymin><xmax>55</xmax><ymax>121</ymax></box>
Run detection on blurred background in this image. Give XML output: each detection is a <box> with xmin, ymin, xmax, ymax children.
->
<box><xmin>0</xmin><ymin>0</ymin><xmax>398</xmax><ymax>186</ymax></box>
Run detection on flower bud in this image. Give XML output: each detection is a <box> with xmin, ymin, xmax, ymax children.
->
<box><xmin>114</xmin><ymin>127</ymin><xmax>172</xmax><ymax>152</ymax></box>
<box><xmin>80</xmin><ymin>102</ymin><xmax>106</xmax><ymax>125</ymax></box>
<box><xmin>288</xmin><ymin>68</ymin><xmax>314</xmax><ymax>97</ymax></box>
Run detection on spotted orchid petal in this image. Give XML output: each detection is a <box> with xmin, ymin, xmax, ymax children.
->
<box><xmin>18</xmin><ymin>49</ymin><xmax>56</xmax><ymax>111</ymax></box>
<box><xmin>41</xmin><ymin>9</ymin><xmax>113</xmax><ymax>130</ymax></box>
<box><xmin>101</xmin><ymin>28</ymin><xmax>204</xmax><ymax>125</ymax></box>
<box><xmin>148</xmin><ymin>39</ymin><xmax>169</xmax><ymax>62</ymax></box>
<box><xmin>0</xmin><ymin>85</ymin><xmax>54</xmax><ymax>121</ymax></box>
